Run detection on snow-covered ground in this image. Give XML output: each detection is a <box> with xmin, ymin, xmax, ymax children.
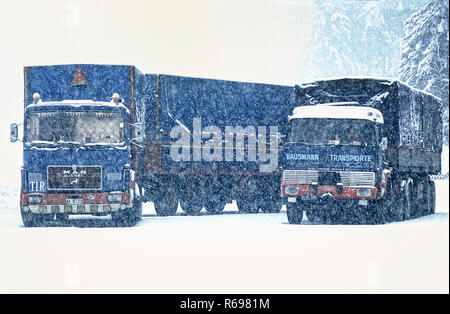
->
<box><xmin>0</xmin><ymin>178</ymin><xmax>448</xmax><ymax>293</ymax></box>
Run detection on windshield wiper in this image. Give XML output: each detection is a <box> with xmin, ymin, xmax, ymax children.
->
<box><xmin>28</xmin><ymin>140</ymin><xmax>58</xmax><ymax>147</ymax></box>
<box><xmin>57</xmin><ymin>140</ymin><xmax>81</xmax><ymax>145</ymax></box>
<box><xmin>55</xmin><ymin>140</ymin><xmax>82</xmax><ymax>147</ymax></box>
<box><xmin>83</xmin><ymin>142</ymin><xmax>126</xmax><ymax>148</ymax></box>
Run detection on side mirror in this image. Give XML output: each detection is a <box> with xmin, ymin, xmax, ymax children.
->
<box><xmin>380</xmin><ymin>137</ymin><xmax>388</xmax><ymax>150</ymax></box>
<box><xmin>133</xmin><ymin>122</ymin><xmax>144</xmax><ymax>143</ymax></box>
<box><xmin>10</xmin><ymin>123</ymin><xmax>18</xmax><ymax>143</ymax></box>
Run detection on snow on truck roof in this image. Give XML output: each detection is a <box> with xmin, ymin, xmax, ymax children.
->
<box><xmin>297</xmin><ymin>76</ymin><xmax>441</xmax><ymax>102</ymax></box>
<box><xmin>26</xmin><ymin>100</ymin><xmax>130</xmax><ymax>113</ymax></box>
<box><xmin>289</xmin><ymin>104</ymin><xmax>384</xmax><ymax>124</ymax></box>
<box><xmin>297</xmin><ymin>76</ymin><xmax>395</xmax><ymax>88</ymax></box>
<box><xmin>32</xmin><ymin>100</ymin><xmax>107</xmax><ymax>106</ymax></box>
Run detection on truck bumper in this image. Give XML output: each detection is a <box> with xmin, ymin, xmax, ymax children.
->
<box><xmin>21</xmin><ymin>192</ymin><xmax>131</xmax><ymax>214</ymax></box>
<box><xmin>281</xmin><ymin>184</ymin><xmax>377</xmax><ymax>200</ymax></box>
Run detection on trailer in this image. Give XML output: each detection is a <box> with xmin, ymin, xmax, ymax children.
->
<box><xmin>281</xmin><ymin>78</ymin><xmax>442</xmax><ymax>224</ymax></box>
<box><xmin>140</xmin><ymin>74</ymin><xmax>294</xmax><ymax>215</ymax></box>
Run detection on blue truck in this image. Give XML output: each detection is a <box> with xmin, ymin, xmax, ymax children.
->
<box><xmin>10</xmin><ymin>64</ymin><xmax>147</xmax><ymax>226</ymax></box>
<box><xmin>281</xmin><ymin>78</ymin><xmax>443</xmax><ymax>224</ymax></box>
<box><xmin>140</xmin><ymin>74</ymin><xmax>293</xmax><ymax>215</ymax></box>
<box><xmin>10</xmin><ymin>64</ymin><xmax>294</xmax><ymax>226</ymax></box>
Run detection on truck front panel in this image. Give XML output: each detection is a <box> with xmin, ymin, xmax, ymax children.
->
<box><xmin>281</xmin><ymin>145</ymin><xmax>378</xmax><ymax>200</ymax></box>
<box><xmin>20</xmin><ymin>104</ymin><xmax>134</xmax><ymax>215</ymax></box>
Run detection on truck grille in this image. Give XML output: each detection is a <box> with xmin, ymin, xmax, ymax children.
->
<box><xmin>282</xmin><ymin>170</ymin><xmax>375</xmax><ymax>186</ymax></box>
<box><xmin>47</xmin><ymin>166</ymin><xmax>102</xmax><ymax>190</ymax></box>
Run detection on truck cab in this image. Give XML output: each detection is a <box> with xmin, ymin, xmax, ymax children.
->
<box><xmin>282</xmin><ymin>102</ymin><xmax>388</xmax><ymax>224</ymax></box>
<box><xmin>283</xmin><ymin>77</ymin><xmax>441</xmax><ymax>225</ymax></box>
<box><xmin>11</xmin><ymin>100</ymin><xmax>142</xmax><ymax>226</ymax></box>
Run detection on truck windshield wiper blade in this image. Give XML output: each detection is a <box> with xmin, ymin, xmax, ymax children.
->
<box><xmin>83</xmin><ymin>142</ymin><xmax>126</xmax><ymax>148</ymax></box>
<box><xmin>288</xmin><ymin>141</ymin><xmax>310</xmax><ymax>145</ymax></box>
<box><xmin>29</xmin><ymin>140</ymin><xmax>58</xmax><ymax>147</ymax></box>
<box><xmin>57</xmin><ymin>140</ymin><xmax>81</xmax><ymax>145</ymax></box>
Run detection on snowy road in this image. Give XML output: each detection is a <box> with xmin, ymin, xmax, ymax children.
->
<box><xmin>0</xmin><ymin>180</ymin><xmax>448</xmax><ymax>293</ymax></box>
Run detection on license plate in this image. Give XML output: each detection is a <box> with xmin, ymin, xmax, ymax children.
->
<box><xmin>358</xmin><ymin>199</ymin><xmax>368</xmax><ymax>206</ymax></box>
<box><xmin>288</xmin><ymin>197</ymin><xmax>297</xmax><ymax>203</ymax></box>
<box><xmin>66</xmin><ymin>198</ymin><xmax>83</xmax><ymax>205</ymax></box>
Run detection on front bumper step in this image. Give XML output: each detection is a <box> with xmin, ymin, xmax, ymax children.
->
<box><xmin>23</xmin><ymin>203</ymin><xmax>129</xmax><ymax>214</ymax></box>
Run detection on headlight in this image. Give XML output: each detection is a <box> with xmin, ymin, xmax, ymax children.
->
<box><xmin>27</xmin><ymin>195</ymin><xmax>42</xmax><ymax>204</ymax></box>
<box><xmin>356</xmin><ymin>188</ymin><xmax>371</xmax><ymax>197</ymax></box>
<box><xmin>108</xmin><ymin>193</ymin><xmax>123</xmax><ymax>202</ymax></box>
<box><xmin>285</xmin><ymin>186</ymin><xmax>299</xmax><ymax>195</ymax></box>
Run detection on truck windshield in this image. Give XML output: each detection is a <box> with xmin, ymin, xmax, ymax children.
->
<box><xmin>25</xmin><ymin>111</ymin><xmax>125</xmax><ymax>147</ymax></box>
<box><xmin>288</xmin><ymin>118</ymin><xmax>376</xmax><ymax>146</ymax></box>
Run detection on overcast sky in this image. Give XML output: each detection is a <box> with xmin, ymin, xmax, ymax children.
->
<box><xmin>0</xmin><ymin>0</ymin><xmax>314</xmax><ymax>185</ymax></box>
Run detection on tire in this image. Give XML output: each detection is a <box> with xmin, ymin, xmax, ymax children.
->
<box><xmin>180</xmin><ymin>199</ymin><xmax>203</xmax><ymax>215</ymax></box>
<box><xmin>402</xmin><ymin>179</ymin><xmax>413</xmax><ymax>220</ymax></box>
<box><xmin>411</xmin><ymin>178</ymin><xmax>424</xmax><ymax>218</ymax></box>
<box><xmin>21</xmin><ymin>209</ymin><xmax>39</xmax><ymax>227</ymax></box>
<box><xmin>112</xmin><ymin>190</ymin><xmax>142</xmax><ymax>227</ymax></box>
<box><xmin>286</xmin><ymin>202</ymin><xmax>303</xmax><ymax>224</ymax></box>
<box><xmin>21</xmin><ymin>207</ymin><xmax>52</xmax><ymax>227</ymax></box>
<box><xmin>365</xmin><ymin>201</ymin><xmax>386</xmax><ymax>225</ymax></box>
<box><xmin>259</xmin><ymin>199</ymin><xmax>282</xmax><ymax>213</ymax></box>
<box><xmin>306</xmin><ymin>211</ymin><xmax>320</xmax><ymax>223</ymax></box>
<box><xmin>154</xmin><ymin>187</ymin><xmax>178</xmax><ymax>216</ymax></box>
<box><xmin>236</xmin><ymin>178</ymin><xmax>259</xmax><ymax>213</ymax></box>
<box><xmin>236</xmin><ymin>198</ymin><xmax>259</xmax><ymax>213</ymax></box>
<box><xmin>354</xmin><ymin>209</ymin><xmax>367</xmax><ymax>225</ymax></box>
<box><xmin>325</xmin><ymin>203</ymin><xmax>344</xmax><ymax>225</ymax></box>
<box><xmin>338</xmin><ymin>205</ymin><xmax>365</xmax><ymax>225</ymax></box>
<box><xmin>383</xmin><ymin>177</ymin><xmax>398</xmax><ymax>222</ymax></box>
<box><xmin>329</xmin><ymin>212</ymin><xmax>346</xmax><ymax>225</ymax></box>
<box><xmin>387</xmin><ymin>179</ymin><xmax>404</xmax><ymax>221</ymax></box>
<box><xmin>204</xmin><ymin>199</ymin><xmax>226</xmax><ymax>214</ymax></box>
<box><xmin>55</xmin><ymin>213</ymin><xmax>70</xmax><ymax>224</ymax></box>
<box><xmin>112</xmin><ymin>202</ymin><xmax>142</xmax><ymax>227</ymax></box>
<box><xmin>427</xmin><ymin>180</ymin><xmax>436</xmax><ymax>215</ymax></box>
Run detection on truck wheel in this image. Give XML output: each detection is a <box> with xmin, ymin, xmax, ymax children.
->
<box><xmin>383</xmin><ymin>177</ymin><xmax>397</xmax><ymax>222</ymax></box>
<box><xmin>338</xmin><ymin>206</ymin><xmax>363</xmax><ymax>225</ymax></box>
<box><xmin>387</xmin><ymin>179</ymin><xmax>403</xmax><ymax>221</ymax></box>
<box><xmin>401</xmin><ymin>179</ymin><xmax>413</xmax><ymax>220</ymax></box>
<box><xmin>236</xmin><ymin>198</ymin><xmax>259</xmax><ymax>213</ymax></box>
<box><xmin>20</xmin><ymin>207</ymin><xmax>51</xmax><ymax>227</ymax></box>
<box><xmin>112</xmin><ymin>191</ymin><xmax>142</xmax><ymax>227</ymax></box>
<box><xmin>354</xmin><ymin>210</ymin><xmax>367</xmax><ymax>225</ymax></box>
<box><xmin>55</xmin><ymin>213</ymin><xmax>69</xmax><ymax>224</ymax></box>
<box><xmin>180</xmin><ymin>199</ymin><xmax>203</xmax><ymax>215</ymax></box>
<box><xmin>420</xmin><ymin>179</ymin><xmax>435</xmax><ymax>216</ymax></box>
<box><xmin>306</xmin><ymin>211</ymin><xmax>320</xmax><ymax>223</ymax></box>
<box><xmin>154</xmin><ymin>187</ymin><xmax>178</xmax><ymax>216</ymax></box>
<box><xmin>21</xmin><ymin>209</ymin><xmax>39</xmax><ymax>227</ymax></box>
<box><xmin>425</xmin><ymin>180</ymin><xmax>436</xmax><ymax>215</ymax></box>
<box><xmin>286</xmin><ymin>202</ymin><xmax>303</xmax><ymax>224</ymax></box>
<box><xmin>204</xmin><ymin>200</ymin><xmax>226</xmax><ymax>214</ymax></box>
<box><xmin>130</xmin><ymin>194</ymin><xmax>143</xmax><ymax>224</ymax></box>
<box><xmin>236</xmin><ymin>179</ymin><xmax>259</xmax><ymax>213</ymax></box>
<box><xmin>329</xmin><ymin>212</ymin><xmax>346</xmax><ymax>225</ymax></box>
<box><xmin>365</xmin><ymin>201</ymin><xmax>386</xmax><ymax>225</ymax></box>
<box><xmin>112</xmin><ymin>202</ymin><xmax>142</xmax><ymax>227</ymax></box>
<box><xmin>259</xmin><ymin>199</ymin><xmax>282</xmax><ymax>213</ymax></box>
<box><xmin>411</xmin><ymin>178</ymin><xmax>423</xmax><ymax>218</ymax></box>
